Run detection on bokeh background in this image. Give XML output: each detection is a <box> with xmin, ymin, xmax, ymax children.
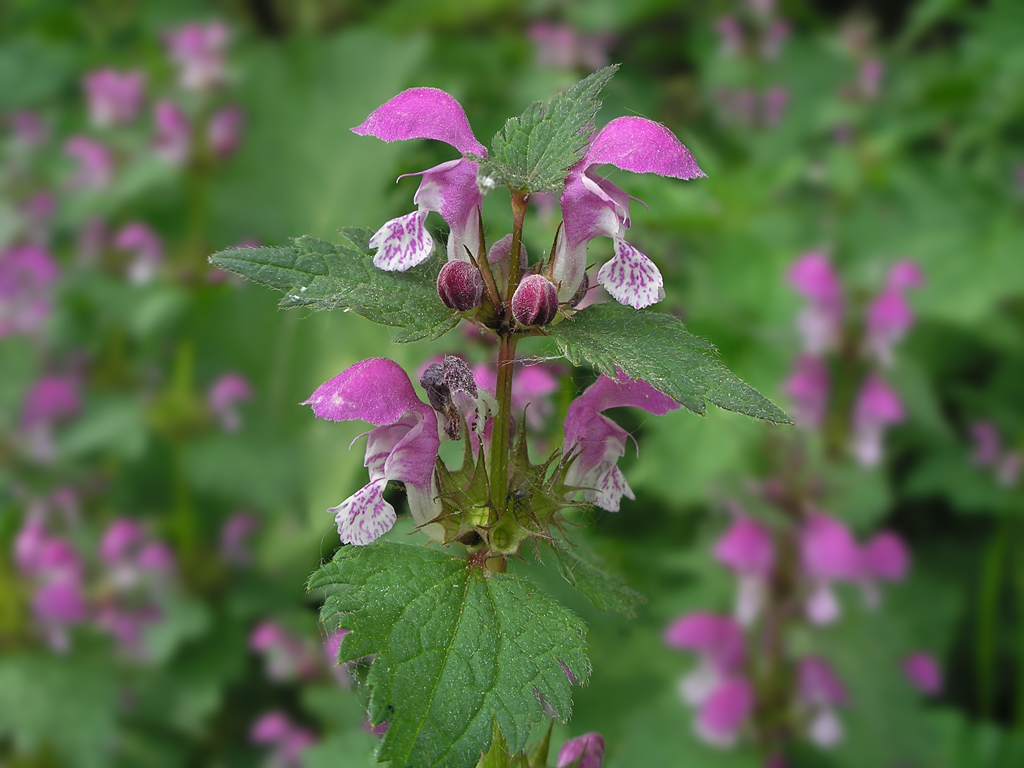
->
<box><xmin>3</xmin><ymin>0</ymin><xmax>1024</xmax><ymax>765</ymax></box>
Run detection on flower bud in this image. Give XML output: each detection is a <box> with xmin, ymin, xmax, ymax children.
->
<box><xmin>568</xmin><ymin>273</ymin><xmax>589</xmax><ymax>309</ymax></box>
<box><xmin>511</xmin><ymin>274</ymin><xmax>558</xmax><ymax>327</ymax></box>
<box><xmin>557</xmin><ymin>732</ymin><xmax>605</xmax><ymax>768</ymax></box>
<box><xmin>437</xmin><ymin>260</ymin><xmax>484</xmax><ymax>311</ymax></box>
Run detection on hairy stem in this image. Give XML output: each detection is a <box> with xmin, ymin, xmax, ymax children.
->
<box><xmin>490</xmin><ymin>333</ymin><xmax>519</xmax><ymax>517</ymax></box>
<box><xmin>505</xmin><ymin>191</ymin><xmax>529</xmax><ymax>303</ymax></box>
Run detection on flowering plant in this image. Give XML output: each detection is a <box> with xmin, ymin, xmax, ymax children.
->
<box><xmin>211</xmin><ymin>67</ymin><xmax>788</xmax><ymax>768</ymax></box>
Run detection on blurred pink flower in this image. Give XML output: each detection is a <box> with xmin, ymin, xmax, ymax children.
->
<box><xmin>800</xmin><ymin>512</ymin><xmax>861</xmax><ymax>624</ymax></box>
<box><xmin>473</xmin><ymin>360</ymin><xmax>559</xmax><ymax>431</ymax></box>
<box><xmin>250</xmin><ymin>711</ymin><xmax>317</xmax><ymax>767</ymax></box>
<box><xmin>851</xmin><ymin>375</ymin><xmax>904</xmax><ymax>467</ymax></box>
<box><xmin>696</xmin><ymin>676</ymin><xmax>753</xmax><ymax>747</ymax></box>
<box><xmin>997</xmin><ymin>452</ymin><xmax>1022</xmax><ymax>487</ymax></box>
<box><xmin>250</xmin><ymin>621</ymin><xmax>318</xmax><ymax>682</ymax></box>
<box><xmin>154</xmin><ymin>100</ymin><xmax>191</xmax><ymax>165</ymax></box>
<box><xmin>763</xmin><ymin>86</ymin><xmax>789</xmax><ymax>126</ymax></box>
<box><xmin>785</xmin><ymin>355</ymin><xmax>829</xmax><ymax>430</ymax></box>
<box><xmin>969</xmin><ymin>421</ymin><xmax>1001</xmax><ymax>467</ymax></box>
<box><xmin>798</xmin><ymin>656</ymin><xmax>846</xmax><ymax>746</ymax></box>
<box><xmin>220</xmin><ymin>511</ymin><xmax>259</xmax><ymax>565</ymax></box>
<box><xmin>859</xmin><ymin>531</ymin><xmax>909</xmax><ymax>607</ymax></box>
<box><xmin>208</xmin><ymin>105</ymin><xmax>243</xmax><ymax>157</ymax></box>
<box><xmin>20</xmin><ymin>374</ymin><xmax>80</xmax><ymax>462</ymax></box>
<box><xmin>714</xmin><ymin>512</ymin><xmax>774</xmax><ymax>625</ymax></box>
<box><xmin>10</xmin><ymin>111</ymin><xmax>48</xmax><ymax>146</ymax></box>
<box><xmin>529</xmin><ymin>22</ymin><xmax>614</xmax><ymax>71</ymax></box>
<box><xmin>207</xmin><ymin>372</ymin><xmax>253</xmax><ymax>432</ymax></box>
<box><xmin>83</xmin><ymin>69</ymin><xmax>145</xmax><ymax>127</ymax></box>
<box><xmin>904</xmin><ymin>652</ymin><xmax>942</xmax><ymax>696</ymax></box>
<box><xmin>165</xmin><ymin>22</ymin><xmax>229</xmax><ymax>91</ymax></box>
<box><xmin>866</xmin><ymin>260</ymin><xmax>923</xmax><ymax>366</ymax></box>
<box><xmin>788</xmin><ymin>252</ymin><xmax>843</xmax><ymax>354</ymax></box>
<box><xmin>859</xmin><ymin>57</ymin><xmax>884</xmax><ymax>99</ymax></box>
<box><xmin>0</xmin><ymin>244</ymin><xmax>58</xmax><ymax>338</ymax></box>
<box><xmin>65</xmin><ymin>136</ymin><xmax>113</xmax><ymax>189</ymax></box>
<box><xmin>114</xmin><ymin>222</ymin><xmax>163</xmax><ymax>284</ymax></box>
<box><xmin>761</xmin><ymin>19</ymin><xmax>790</xmax><ymax>60</ymax></box>
<box><xmin>715</xmin><ymin>16</ymin><xmax>744</xmax><ymax>57</ymax></box>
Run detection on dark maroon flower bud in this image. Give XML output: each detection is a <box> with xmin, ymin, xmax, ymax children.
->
<box><xmin>511</xmin><ymin>274</ymin><xmax>558</xmax><ymax>327</ymax></box>
<box><xmin>557</xmin><ymin>732</ymin><xmax>605</xmax><ymax>768</ymax></box>
<box><xmin>437</xmin><ymin>260</ymin><xmax>484</xmax><ymax>311</ymax></box>
<box><xmin>568</xmin><ymin>273</ymin><xmax>589</xmax><ymax>309</ymax></box>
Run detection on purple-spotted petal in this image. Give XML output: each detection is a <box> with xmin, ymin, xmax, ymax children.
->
<box><xmin>583</xmin><ymin>116</ymin><xmax>706</xmax><ymax>179</ymax></box>
<box><xmin>352</xmin><ymin>87</ymin><xmax>486</xmax><ymax>157</ymax></box>
<box><xmin>597</xmin><ymin>238</ymin><xmax>665</xmax><ymax>308</ymax></box>
<box><xmin>368</xmin><ymin>211</ymin><xmax>433</xmax><ymax>271</ymax></box>
<box><xmin>331</xmin><ymin>478</ymin><xmax>397</xmax><ymax>546</ymax></box>
<box><xmin>564</xmin><ymin>369</ymin><xmax>678</xmax><ymax>447</ymax></box>
<box><xmin>302</xmin><ymin>358</ymin><xmax>426</xmax><ymax>426</ymax></box>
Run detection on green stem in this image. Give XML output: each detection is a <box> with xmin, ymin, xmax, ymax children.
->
<box><xmin>490</xmin><ymin>333</ymin><xmax>519</xmax><ymax>516</ymax></box>
<box><xmin>978</xmin><ymin>517</ymin><xmax>1011</xmax><ymax>718</ymax></box>
<box><xmin>505</xmin><ymin>191</ymin><xmax>529</xmax><ymax>303</ymax></box>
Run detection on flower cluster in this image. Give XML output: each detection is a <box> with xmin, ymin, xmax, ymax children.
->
<box><xmin>303</xmin><ymin>83</ymin><xmax>705</xmax><ymax>555</ymax></box>
<box><xmin>785</xmin><ymin>252</ymin><xmax>924</xmax><ymax>465</ymax></box>
<box><xmin>969</xmin><ymin>421</ymin><xmax>1022</xmax><ymax>488</ymax></box>
<box><xmin>666</xmin><ymin>496</ymin><xmax>940</xmax><ymax>753</ymax></box>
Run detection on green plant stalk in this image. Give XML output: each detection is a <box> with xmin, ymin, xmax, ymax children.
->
<box><xmin>978</xmin><ymin>517</ymin><xmax>1011</xmax><ymax>718</ymax></box>
<box><xmin>490</xmin><ymin>332</ymin><xmax>519</xmax><ymax>519</ymax></box>
<box><xmin>505</xmin><ymin>191</ymin><xmax>529</xmax><ymax>303</ymax></box>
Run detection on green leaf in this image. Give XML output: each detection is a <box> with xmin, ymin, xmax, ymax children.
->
<box><xmin>475</xmin><ymin>66</ymin><xmax>618</xmax><ymax>194</ymax></box>
<box><xmin>209</xmin><ymin>228</ymin><xmax>458</xmax><ymax>343</ymax></box>
<box><xmin>541</xmin><ymin>541</ymin><xmax>645</xmax><ymax>618</ymax></box>
<box><xmin>308</xmin><ymin>542</ymin><xmax>590</xmax><ymax>768</ymax></box>
<box><xmin>544</xmin><ymin>303</ymin><xmax>791</xmax><ymax>424</ymax></box>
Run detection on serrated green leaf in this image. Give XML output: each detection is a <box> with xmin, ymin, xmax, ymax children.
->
<box><xmin>308</xmin><ymin>542</ymin><xmax>590</xmax><ymax>768</ymax></box>
<box><xmin>208</xmin><ymin>228</ymin><xmax>458</xmax><ymax>343</ymax></box>
<box><xmin>541</xmin><ymin>541</ymin><xmax>645</xmax><ymax>618</ymax></box>
<box><xmin>476</xmin><ymin>66</ymin><xmax>618</xmax><ymax>194</ymax></box>
<box><xmin>544</xmin><ymin>303</ymin><xmax>791</xmax><ymax>424</ymax></box>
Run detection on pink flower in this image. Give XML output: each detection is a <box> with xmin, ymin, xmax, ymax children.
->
<box><xmin>784</xmin><ymin>355</ymin><xmax>829</xmax><ymax>429</ymax></box>
<box><xmin>20</xmin><ymin>374</ymin><xmax>80</xmax><ymax>462</ymax></box>
<box><xmin>715</xmin><ymin>16</ymin><xmax>744</xmax><ymax>57</ymax></box>
<box><xmin>165</xmin><ymin>22</ymin><xmax>229</xmax><ymax>91</ymax></box>
<box><xmin>696</xmin><ymin>677</ymin><xmax>753</xmax><ymax>747</ymax></box>
<box><xmin>763</xmin><ymin>86</ymin><xmax>789</xmax><ymax>126</ymax></box>
<box><xmin>970</xmin><ymin>421</ymin><xmax>1001</xmax><ymax>467</ymax></box>
<box><xmin>800</xmin><ymin>513</ymin><xmax>861</xmax><ymax>624</ymax></box>
<box><xmin>207</xmin><ymin>372</ymin><xmax>252</xmax><ymax>432</ymax></box>
<box><xmin>562</xmin><ymin>371</ymin><xmax>679</xmax><ymax>511</ymax></box>
<box><xmin>788</xmin><ymin>252</ymin><xmax>843</xmax><ymax>354</ymax></box>
<box><xmin>250</xmin><ymin>621</ymin><xmax>317</xmax><ymax>682</ymax></box>
<box><xmin>10</xmin><ymin>111</ymin><xmax>48</xmax><ymax>146</ymax></box>
<box><xmin>550</xmin><ymin>117</ymin><xmax>705</xmax><ymax>308</ymax></box>
<box><xmin>250</xmin><ymin>711</ymin><xmax>317</xmax><ymax>767</ymax></box>
<box><xmin>114</xmin><ymin>222</ymin><xmax>163</xmax><ymax>284</ymax></box>
<box><xmin>866</xmin><ymin>260</ymin><xmax>923</xmax><ymax>366</ymax></box>
<box><xmin>208</xmin><ymin>105</ymin><xmax>243</xmax><ymax>157</ymax></box>
<box><xmin>761</xmin><ymin>20</ymin><xmax>790</xmax><ymax>60</ymax></box>
<box><xmin>64</xmin><ymin>137</ymin><xmax>113</xmax><ymax>189</ymax></box>
<box><xmin>714</xmin><ymin>512</ymin><xmax>774</xmax><ymax>624</ymax></box>
<box><xmin>858</xmin><ymin>531</ymin><xmax>909</xmax><ymax>607</ymax></box>
<box><xmin>557</xmin><ymin>732</ymin><xmax>605</xmax><ymax>768</ymax></box>
<box><xmin>0</xmin><ymin>244</ymin><xmax>58</xmax><ymax>338</ymax></box>
<box><xmin>353</xmin><ymin>88</ymin><xmax>488</xmax><ymax>270</ymax></box>
<box><xmin>154</xmin><ymin>101</ymin><xmax>191</xmax><ymax>165</ymax></box>
<box><xmin>851</xmin><ymin>375</ymin><xmax>904</xmax><ymax>467</ymax></box>
<box><xmin>220</xmin><ymin>512</ymin><xmax>259</xmax><ymax>565</ymax></box>
<box><xmin>798</xmin><ymin>656</ymin><xmax>846</xmax><ymax>746</ymax></box>
<box><xmin>904</xmin><ymin>652</ymin><xmax>942</xmax><ymax>696</ymax></box>
<box><xmin>473</xmin><ymin>359</ymin><xmax>559</xmax><ymax>431</ymax></box>
<box><xmin>859</xmin><ymin>57</ymin><xmax>884</xmax><ymax>99</ymax></box>
<box><xmin>303</xmin><ymin>358</ymin><xmax>442</xmax><ymax>545</ymax></box>
<box><xmin>83</xmin><ymin>69</ymin><xmax>145</xmax><ymax>127</ymax></box>
<box><xmin>529</xmin><ymin>23</ymin><xmax>615</xmax><ymax>71</ymax></box>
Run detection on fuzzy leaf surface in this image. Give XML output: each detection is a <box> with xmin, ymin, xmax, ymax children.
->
<box><xmin>545</xmin><ymin>303</ymin><xmax>791</xmax><ymax>423</ymax></box>
<box><xmin>307</xmin><ymin>542</ymin><xmax>590</xmax><ymax>768</ymax></box>
<box><xmin>208</xmin><ymin>227</ymin><xmax>457</xmax><ymax>343</ymax></box>
<box><xmin>475</xmin><ymin>66</ymin><xmax>617</xmax><ymax>194</ymax></box>
<box><xmin>542</xmin><ymin>541</ymin><xmax>645</xmax><ymax>618</ymax></box>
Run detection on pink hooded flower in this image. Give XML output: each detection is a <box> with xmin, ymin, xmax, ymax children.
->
<box><xmin>696</xmin><ymin>677</ymin><xmax>754</xmax><ymax>747</ymax></box>
<box><xmin>904</xmin><ymin>652</ymin><xmax>942</xmax><ymax>696</ymax></box>
<box><xmin>866</xmin><ymin>260</ymin><xmax>923</xmax><ymax>366</ymax></box>
<box><xmin>550</xmin><ymin>117</ymin><xmax>705</xmax><ymax>308</ymax></box>
<box><xmin>207</xmin><ymin>372</ymin><xmax>252</xmax><ymax>432</ymax></box>
<box><xmin>165</xmin><ymin>22</ymin><xmax>229</xmax><ymax>91</ymax></box>
<box><xmin>714</xmin><ymin>512</ymin><xmax>774</xmax><ymax>625</ymax></box>
<box><xmin>800</xmin><ymin>512</ymin><xmax>861</xmax><ymax>624</ymax></box>
<box><xmin>851</xmin><ymin>375</ymin><xmax>904</xmax><ymax>467</ymax></box>
<box><xmin>65</xmin><ymin>137</ymin><xmax>113</xmax><ymax>189</ymax></box>
<box><xmin>114</xmin><ymin>222</ymin><xmax>163</xmax><ymax>284</ymax></box>
<box><xmin>0</xmin><ymin>244</ymin><xmax>58</xmax><ymax>338</ymax></box>
<box><xmin>557</xmin><ymin>732</ymin><xmax>605</xmax><ymax>768</ymax></box>
<box><xmin>208</xmin><ymin>105</ymin><xmax>243</xmax><ymax>157</ymax></box>
<box><xmin>788</xmin><ymin>252</ymin><xmax>843</xmax><ymax>354</ymax></box>
<box><xmin>562</xmin><ymin>371</ymin><xmax>679</xmax><ymax>511</ymax></box>
<box><xmin>859</xmin><ymin>530</ymin><xmax>909</xmax><ymax>607</ymax></box>
<box><xmin>798</xmin><ymin>656</ymin><xmax>847</xmax><ymax>746</ymax></box>
<box><xmin>83</xmin><ymin>69</ymin><xmax>145</xmax><ymax>127</ymax></box>
<box><xmin>352</xmin><ymin>88</ymin><xmax>488</xmax><ymax>271</ymax></box>
<box><xmin>154</xmin><ymin>101</ymin><xmax>191</xmax><ymax>165</ymax></box>
<box><xmin>784</xmin><ymin>355</ymin><xmax>829</xmax><ymax>430</ymax></box>
<box><xmin>25</xmin><ymin>537</ymin><xmax>88</xmax><ymax>652</ymax></box>
<box><xmin>303</xmin><ymin>358</ymin><xmax>442</xmax><ymax>545</ymax></box>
